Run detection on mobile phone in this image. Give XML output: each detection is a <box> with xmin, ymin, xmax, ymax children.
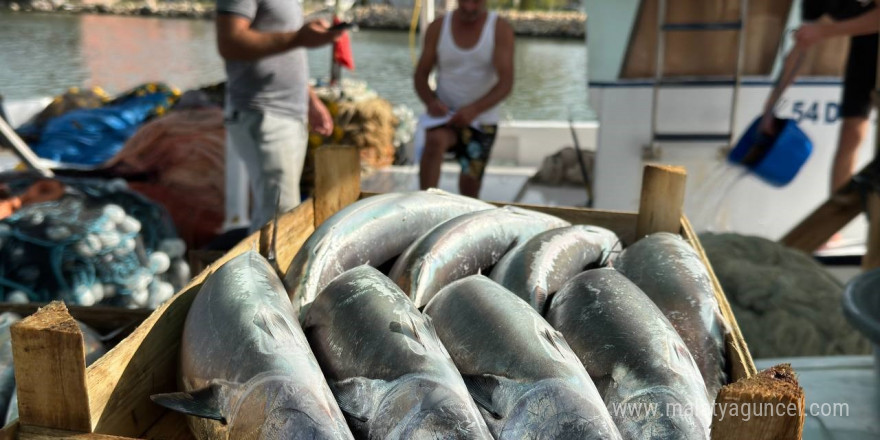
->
<box><xmin>329</xmin><ymin>21</ymin><xmax>355</xmax><ymax>31</ymax></box>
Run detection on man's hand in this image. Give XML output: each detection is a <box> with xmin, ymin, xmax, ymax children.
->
<box><xmin>449</xmin><ymin>105</ymin><xmax>479</xmax><ymax>128</ymax></box>
<box><xmin>294</xmin><ymin>20</ymin><xmax>344</xmax><ymax>48</ymax></box>
<box><xmin>427</xmin><ymin>99</ymin><xmax>450</xmax><ymax>117</ymax></box>
<box><xmin>794</xmin><ymin>23</ymin><xmax>828</xmax><ymax>48</ymax></box>
<box><xmin>309</xmin><ymin>97</ymin><xmax>334</xmax><ymax>137</ymax></box>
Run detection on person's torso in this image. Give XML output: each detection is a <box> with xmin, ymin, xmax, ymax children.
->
<box><xmin>803</xmin><ymin>0</ymin><xmax>876</xmax><ymax>21</ymax></box>
<box><xmin>436</xmin><ymin>11</ymin><xmax>500</xmax><ymax>124</ymax></box>
<box><xmin>223</xmin><ymin>0</ymin><xmax>308</xmax><ymax>119</ymax></box>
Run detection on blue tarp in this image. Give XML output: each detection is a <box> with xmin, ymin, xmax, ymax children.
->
<box><xmin>30</xmin><ymin>86</ymin><xmax>177</xmax><ymax>166</ymax></box>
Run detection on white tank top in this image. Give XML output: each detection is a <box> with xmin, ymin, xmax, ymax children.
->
<box><xmin>435</xmin><ymin>11</ymin><xmax>500</xmax><ymax>125</ymax></box>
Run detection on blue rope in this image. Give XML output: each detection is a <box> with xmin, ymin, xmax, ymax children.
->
<box><xmin>0</xmin><ymin>177</ymin><xmax>186</xmax><ymax>307</ymax></box>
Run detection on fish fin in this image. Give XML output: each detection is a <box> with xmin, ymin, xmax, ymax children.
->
<box><xmin>388</xmin><ymin>317</ymin><xmax>425</xmax><ymax>349</ymax></box>
<box><xmin>332</xmin><ymin>377</ymin><xmax>384</xmax><ymax>424</ymax></box>
<box><xmin>150</xmin><ymin>385</ymin><xmax>227</xmax><ymax>423</ymax></box>
<box><xmin>541</xmin><ymin>327</ymin><xmax>582</xmax><ymax>365</ymax></box>
<box><xmin>462</xmin><ymin>375</ymin><xmax>502</xmax><ymax>419</ymax></box>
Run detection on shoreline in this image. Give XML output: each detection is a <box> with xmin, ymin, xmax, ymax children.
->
<box><xmin>1</xmin><ymin>3</ymin><xmax>586</xmax><ymax>39</ymax></box>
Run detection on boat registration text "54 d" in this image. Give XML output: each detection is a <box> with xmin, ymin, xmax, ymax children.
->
<box><xmin>779</xmin><ymin>100</ymin><xmax>841</xmax><ymax>125</ymax></box>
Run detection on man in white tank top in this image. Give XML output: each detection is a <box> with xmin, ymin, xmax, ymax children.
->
<box><xmin>414</xmin><ymin>0</ymin><xmax>515</xmax><ymax>198</ymax></box>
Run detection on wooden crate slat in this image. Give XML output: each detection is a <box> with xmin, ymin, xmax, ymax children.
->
<box><xmin>11</xmin><ymin>302</ymin><xmax>91</xmax><ymax>433</ymax></box>
<box><xmin>314</xmin><ymin>146</ymin><xmax>361</xmax><ymax>228</ymax></box>
<box><xmin>636</xmin><ymin>164</ymin><xmax>686</xmax><ymax>238</ymax></box>
<box><xmin>19</xmin><ymin>425</ymin><xmax>135</xmax><ymax>440</ymax></box>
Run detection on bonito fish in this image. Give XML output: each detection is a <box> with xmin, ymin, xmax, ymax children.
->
<box><xmin>423</xmin><ymin>275</ymin><xmax>622</xmax><ymax>440</ymax></box>
<box><xmin>303</xmin><ymin>266</ymin><xmax>492</xmax><ymax>439</ymax></box>
<box><xmin>490</xmin><ymin>224</ymin><xmax>620</xmax><ymax>312</ymax></box>
<box><xmin>546</xmin><ymin>268</ymin><xmax>712</xmax><ymax>440</ymax></box>
<box><xmin>391</xmin><ymin>206</ymin><xmax>569</xmax><ymax>307</ymax></box>
<box><xmin>152</xmin><ymin>251</ymin><xmax>353</xmax><ymax>440</ymax></box>
<box><xmin>285</xmin><ymin>190</ymin><xmax>493</xmax><ymax>317</ymax></box>
<box><xmin>613</xmin><ymin>232</ymin><xmax>728</xmax><ymax>398</ymax></box>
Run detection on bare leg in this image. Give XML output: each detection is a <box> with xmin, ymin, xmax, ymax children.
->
<box><xmin>459</xmin><ymin>173</ymin><xmax>482</xmax><ymax>198</ymax></box>
<box><xmin>420</xmin><ymin>127</ymin><xmax>456</xmax><ymax>190</ymax></box>
<box><xmin>832</xmin><ymin>117</ymin><xmax>869</xmax><ymax>193</ymax></box>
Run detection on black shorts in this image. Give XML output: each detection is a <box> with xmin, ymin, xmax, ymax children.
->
<box><xmin>842</xmin><ymin>33</ymin><xmax>879</xmax><ymax>118</ymax></box>
<box><xmin>448</xmin><ymin>124</ymin><xmax>498</xmax><ymax>180</ymax></box>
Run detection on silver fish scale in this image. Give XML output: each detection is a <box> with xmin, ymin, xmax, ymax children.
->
<box><xmin>547</xmin><ymin>268</ymin><xmax>712</xmax><ymax>440</ymax></box>
<box><xmin>490</xmin><ymin>224</ymin><xmax>620</xmax><ymax>312</ymax></box>
<box><xmin>391</xmin><ymin>206</ymin><xmax>571</xmax><ymax>308</ymax></box>
<box><xmin>424</xmin><ymin>275</ymin><xmax>622</xmax><ymax>440</ymax></box>
<box><xmin>613</xmin><ymin>232</ymin><xmax>729</xmax><ymax>399</ymax></box>
<box><xmin>181</xmin><ymin>251</ymin><xmax>352</xmax><ymax>440</ymax></box>
<box><xmin>285</xmin><ymin>190</ymin><xmax>494</xmax><ymax>318</ymax></box>
<box><xmin>303</xmin><ymin>266</ymin><xmax>491</xmax><ymax>440</ymax></box>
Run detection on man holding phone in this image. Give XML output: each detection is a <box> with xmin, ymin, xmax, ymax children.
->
<box><xmin>216</xmin><ymin>0</ymin><xmax>344</xmax><ymax>231</ymax></box>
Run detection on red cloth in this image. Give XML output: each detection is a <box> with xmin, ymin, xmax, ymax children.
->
<box><xmin>333</xmin><ymin>16</ymin><xmax>355</xmax><ymax>70</ymax></box>
<box><xmin>105</xmin><ymin>108</ymin><xmax>226</xmax><ymax>250</ymax></box>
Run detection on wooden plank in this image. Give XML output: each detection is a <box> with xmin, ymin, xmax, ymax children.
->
<box><xmin>0</xmin><ymin>304</ymin><xmax>149</xmax><ymax>336</ymax></box>
<box><xmin>139</xmin><ymin>412</ymin><xmax>194</xmax><ymax>440</ymax></box>
<box><xmin>863</xmin><ymin>192</ymin><xmax>880</xmax><ymax>270</ymax></box>
<box><xmin>779</xmin><ymin>185</ymin><xmax>862</xmax><ymax>252</ymax></box>
<box><xmin>711</xmin><ymin>364</ymin><xmax>804</xmax><ymax>439</ymax></box>
<box><xmin>0</xmin><ymin>421</ymin><xmax>18</xmax><ymax>440</ymax></box>
<box><xmin>314</xmin><ymin>146</ymin><xmax>361</xmax><ymax>228</ymax></box>
<box><xmin>621</xmin><ymin>0</ymin><xmax>794</xmax><ymax>78</ymax></box>
<box><xmin>681</xmin><ymin>215</ymin><xmax>758</xmax><ymax>380</ymax></box>
<box><xmin>18</xmin><ymin>425</ymin><xmax>135</xmax><ymax>440</ymax></box>
<box><xmin>72</xmin><ymin>201</ymin><xmax>316</xmax><ymax>438</ymax></box>
<box><xmin>636</xmin><ymin>164</ymin><xmax>686</xmax><ymax>239</ymax></box>
<box><xmin>11</xmin><ymin>302</ymin><xmax>91</xmax><ymax>433</ymax></box>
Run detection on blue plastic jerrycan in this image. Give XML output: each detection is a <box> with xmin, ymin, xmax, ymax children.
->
<box><xmin>728</xmin><ymin>116</ymin><xmax>813</xmax><ymax>187</ymax></box>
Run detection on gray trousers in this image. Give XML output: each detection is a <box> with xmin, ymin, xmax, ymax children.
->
<box><xmin>226</xmin><ymin>107</ymin><xmax>308</xmax><ymax>232</ymax></box>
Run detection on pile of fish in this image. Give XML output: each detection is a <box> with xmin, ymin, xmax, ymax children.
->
<box><xmin>151</xmin><ymin>189</ymin><xmax>732</xmax><ymax>440</ymax></box>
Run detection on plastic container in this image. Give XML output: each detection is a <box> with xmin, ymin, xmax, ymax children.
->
<box><xmin>842</xmin><ymin>268</ymin><xmax>880</xmax><ymax>374</ymax></box>
<box><xmin>728</xmin><ymin>116</ymin><xmax>813</xmax><ymax>187</ymax></box>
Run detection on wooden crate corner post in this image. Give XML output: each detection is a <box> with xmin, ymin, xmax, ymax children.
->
<box><xmin>314</xmin><ymin>145</ymin><xmax>361</xmax><ymax>227</ymax></box>
<box><xmin>636</xmin><ymin>164</ymin><xmax>687</xmax><ymax>238</ymax></box>
<box><xmin>11</xmin><ymin>301</ymin><xmax>92</xmax><ymax>433</ymax></box>
<box><xmin>712</xmin><ymin>364</ymin><xmax>805</xmax><ymax>440</ymax></box>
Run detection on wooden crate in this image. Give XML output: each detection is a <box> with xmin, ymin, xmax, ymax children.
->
<box><xmin>0</xmin><ymin>147</ymin><xmax>803</xmax><ymax>440</ymax></box>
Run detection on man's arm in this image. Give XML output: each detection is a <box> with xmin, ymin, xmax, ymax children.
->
<box><xmin>414</xmin><ymin>19</ymin><xmax>449</xmax><ymax>116</ymax></box>
<box><xmin>308</xmin><ymin>87</ymin><xmax>333</xmax><ymax>136</ymax></box>
<box><xmin>216</xmin><ymin>14</ymin><xmax>341</xmax><ymax>61</ymax></box>
<box><xmin>796</xmin><ymin>8</ymin><xmax>880</xmax><ymax>47</ymax></box>
<box><xmin>449</xmin><ymin>17</ymin><xmax>515</xmax><ymax>127</ymax></box>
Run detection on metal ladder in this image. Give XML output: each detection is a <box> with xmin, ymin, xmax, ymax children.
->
<box><xmin>647</xmin><ymin>0</ymin><xmax>749</xmax><ymax>158</ymax></box>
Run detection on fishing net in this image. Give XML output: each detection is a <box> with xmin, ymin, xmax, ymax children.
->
<box><xmin>699</xmin><ymin>232</ymin><xmax>872</xmax><ymax>357</ymax></box>
<box><xmin>0</xmin><ymin>177</ymin><xmax>190</xmax><ymax>309</ymax></box>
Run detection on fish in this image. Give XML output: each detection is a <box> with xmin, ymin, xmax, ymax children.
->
<box><xmin>284</xmin><ymin>190</ymin><xmax>494</xmax><ymax>318</ymax></box>
<box><xmin>0</xmin><ymin>313</ymin><xmax>20</xmax><ymax>422</ymax></box>
<box><xmin>612</xmin><ymin>232</ymin><xmax>729</xmax><ymax>398</ymax></box>
<box><xmin>151</xmin><ymin>251</ymin><xmax>353</xmax><ymax>440</ymax></box>
<box><xmin>489</xmin><ymin>224</ymin><xmax>620</xmax><ymax>312</ymax></box>
<box><xmin>302</xmin><ymin>266</ymin><xmax>492</xmax><ymax>439</ymax></box>
<box><xmin>423</xmin><ymin>275</ymin><xmax>622</xmax><ymax>440</ymax></box>
<box><xmin>545</xmin><ymin>268</ymin><xmax>712</xmax><ymax>440</ymax></box>
<box><xmin>390</xmin><ymin>206</ymin><xmax>570</xmax><ymax>307</ymax></box>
